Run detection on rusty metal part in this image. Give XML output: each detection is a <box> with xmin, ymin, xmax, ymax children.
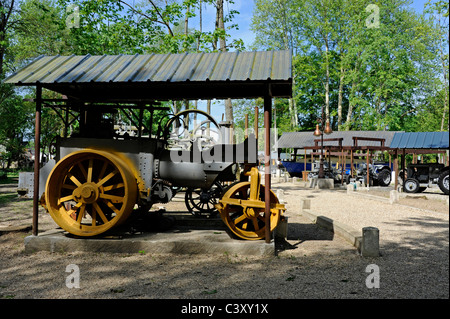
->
<box><xmin>216</xmin><ymin>167</ymin><xmax>285</xmax><ymax>240</ymax></box>
<box><xmin>44</xmin><ymin>150</ymin><xmax>138</xmax><ymax>237</ymax></box>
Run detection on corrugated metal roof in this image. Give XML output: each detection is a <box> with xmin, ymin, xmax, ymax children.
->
<box><xmin>390</xmin><ymin>132</ymin><xmax>449</xmax><ymax>149</ymax></box>
<box><xmin>277</xmin><ymin>131</ymin><xmax>401</xmax><ymax>149</ymax></box>
<box><xmin>4</xmin><ymin>51</ymin><xmax>292</xmax><ymax>85</ymax></box>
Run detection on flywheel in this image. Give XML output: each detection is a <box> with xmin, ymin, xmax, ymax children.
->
<box><xmin>44</xmin><ymin>150</ymin><xmax>138</xmax><ymax>237</ymax></box>
<box><xmin>215</xmin><ymin>168</ymin><xmax>285</xmax><ymax>240</ymax></box>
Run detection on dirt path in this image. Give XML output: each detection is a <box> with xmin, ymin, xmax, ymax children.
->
<box><xmin>0</xmin><ymin>181</ymin><xmax>448</xmax><ymax>299</ymax></box>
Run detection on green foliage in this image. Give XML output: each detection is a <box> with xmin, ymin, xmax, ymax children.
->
<box><xmin>0</xmin><ymin>82</ymin><xmax>34</xmax><ymax>168</ymax></box>
<box><xmin>252</xmin><ymin>0</ymin><xmax>449</xmax><ymax>133</ymax></box>
<box><xmin>0</xmin><ymin>0</ymin><xmax>245</xmax><ymax>169</ymax></box>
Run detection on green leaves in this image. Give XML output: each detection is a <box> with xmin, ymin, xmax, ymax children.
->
<box><xmin>253</xmin><ymin>0</ymin><xmax>447</xmax><ymax>133</ymax></box>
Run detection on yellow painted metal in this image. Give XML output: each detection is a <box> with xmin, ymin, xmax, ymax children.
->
<box><xmin>44</xmin><ymin>149</ymin><xmax>138</xmax><ymax>237</ymax></box>
<box><xmin>216</xmin><ymin>167</ymin><xmax>285</xmax><ymax>240</ymax></box>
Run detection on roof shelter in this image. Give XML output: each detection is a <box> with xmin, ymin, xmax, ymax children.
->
<box><xmin>390</xmin><ymin>131</ymin><xmax>449</xmax><ymax>151</ymax></box>
<box><xmin>277</xmin><ymin>131</ymin><xmax>399</xmax><ymax>181</ymax></box>
<box><xmin>277</xmin><ymin>130</ymin><xmax>399</xmax><ymax>151</ymax></box>
<box><xmin>5</xmin><ymin>50</ymin><xmax>293</xmax><ymax>243</ymax></box>
<box><xmin>389</xmin><ymin>132</ymin><xmax>449</xmax><ymax>189</ymax></box>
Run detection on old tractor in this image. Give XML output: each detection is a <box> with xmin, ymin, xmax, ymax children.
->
<box><xmin>40</xmin><ymin>108</ymin><xmax>285</xmax><ymax>240</ymax></box>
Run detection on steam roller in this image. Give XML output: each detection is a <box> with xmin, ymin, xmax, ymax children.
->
<box><xmin>38</xmin><ymin>109</ymin><xmax>285</xmax><ymax>240</ymax></box>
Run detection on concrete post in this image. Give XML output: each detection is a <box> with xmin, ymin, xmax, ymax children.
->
<box><xmin>274</xmin><ymin>216</ymin><xmax>288</xmax><ymax>240</ymax></box>
<box><xmin>361</xmin><ymin>227</ymin><xmax>380</xmax><ymax>257</ymax></box>
<box><xmin>389</xmin><ymin>190</ymin><xmax>399</xmax><ymax>204</ymax></box>
<box><xmin>300</xmin><ymin>198</ymin><xmax>311</xmax><ymax>212</ymax></box>
<box><xmin>276</xmin><ymin>189</ymin><xmax>285</xmax><ymax>204</ymax></box>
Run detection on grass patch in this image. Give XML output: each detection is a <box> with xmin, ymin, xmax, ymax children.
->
<box><xmin>0</xmin><ymin>193</ymin><xmax>17</xmax><ymax>206</ymax></box>
<box><xmin>0</xmin><ymin>171</ymin><xmax>19</xmax><ymax>185</ymax></box>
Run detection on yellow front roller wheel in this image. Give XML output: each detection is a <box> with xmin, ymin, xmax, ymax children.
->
<box><xmin>45</xmin><ymin>150</ymin><xmax>138</xmax><ymax>237</ymax></box>
<box><xmin>217</xmin><ymin>182</ymin><xmax>284</xmax><ymax>240</ymax></box>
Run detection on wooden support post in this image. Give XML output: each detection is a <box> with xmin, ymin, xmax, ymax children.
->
<box><xmin>254</xmin><ymin>107</ymin><xmax>259</xmax><ymax>139</ymax></box>
<box><xmin>401</xmin><ymin>149</ymin><xmax>406</xmax><ymax>182</ymax></box>
<box><xmin>394</xmin><ymin>150</ymin><xmax>399</xmax><ymax>190</ymax></box>
<box><xmin>350</xmin><ymin>149</ymin><xmax>353</xmax><ymax>178</ymax></box>
<box><xmin>33</xmin><ymin>85</ymin><xmax>42</xmax><ymax>236</ymax></box>
<box><xmin>245</xmin><ymin>114</ymin><xmax>249</xmax><ymax>139</ymax></box>
<box><xmin>366</xmin><ymin>150</ymin><xmax>370</xmax><ymax>186</ymax></box>
<box><xmin>304</xmin><ymin>149</ymin><xmax>307</xmax><ymax>181</ymax></box>
<box><xmin>264</xmin><ymin>94</ymin><xmax>272</xmax><ymax>244</ymax></box>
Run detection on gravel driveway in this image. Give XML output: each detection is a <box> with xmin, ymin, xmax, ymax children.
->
<box><xmin>0</xmin><ymin>181</ymin><xmax>448</xmax><ymax>300</ymax></box>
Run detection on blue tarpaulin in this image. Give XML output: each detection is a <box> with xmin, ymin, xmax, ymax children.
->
<box><xmin>390</xmin><ymin>132</ymin><xmax>449</xmax><ymax>149</ymax></box>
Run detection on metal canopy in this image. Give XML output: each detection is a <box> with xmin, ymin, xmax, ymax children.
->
<box><xmin>4</xmin><ymin>50</ymin><xmax>292</xmax><ymax>102</ymax></box>
<box><xmin>5</xmin><ymin>50</ymin><xmax>292</xmax><ymax>243</ymax></box>
<box><xmin>277</xmin><ymin>131</ymin><xmax>401</xmax><ymax>149</ymax></box>
<box><xmin>390</xmin><ymin>132</ymin><xmax>449</xmax><ymax>150</ymax></box>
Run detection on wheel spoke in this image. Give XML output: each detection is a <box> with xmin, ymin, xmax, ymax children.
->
<box><xmin>93</xmin><ymin>202</ymin><xmax>109</xmax><ymax>224</ymax></box>
<box><xmin>58</xmin><ymin>195</ymin><xmax>74</xmax><ymax>204</ymax></box>
<box><xmin>68</xmin><ymin>173</ymin><xmax>82</xmax><ymax>187</ymax></box>
<box><xmin>233</xmin><ymin>214</ymin><xmax>246</xmax><ymax>225</ymax></box>
<box><xmin>98</xmin><ymin>161</ymin><xmax>109</xmax><ymax>182</ymax></box>
<box><xmin>104</xmin><ymin>199</ymin><xmax>120</xmax><ymax>215</ymax></box>
<box><xmin>77</xmin><ymin>204</ymin><xmax>86</xmax><ymax>225</ymax></box>
<box><xmin>97</xmin><ymin>170</ymin><xmax>118</xmax><ymax>187</ymax></box>
<box><xmin>66</xmin><ymin>202</ymin><xmax>82</xmax><ymax>216</ymax></box>
<box><xmin>91</xmin><ymin>207</ymin><xmax>97</xmax><ymax>226</ymax></box>
<box><xmin>100</xmin><ymin>193</ymin><xmax>124</xmax><ymax>203</ymax></box>
<box><xmin>252</xmin><ymin>218</ymin><xmax>260</xmax><ymax>231</ymax></box>
<box><xmin>103</xmin><ymin>183</ymin><xmax>124</xmax><ymax>192</ymax></box>
<box><xmin>78</xmin><ymin>163</ymin><xmax>88</xmax><ymax>181</ymax></box>
<box><xmin>87</xmin><ymin>159</ymin><xmax>93</xmax><ymax>183</ymax></box>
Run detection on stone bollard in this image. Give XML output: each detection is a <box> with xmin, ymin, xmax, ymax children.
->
<box><xmin>275</xmin><ymin>216</ymin><xmax>288</xmax><ymax>240</ymax></box>
<box><xmin>300</xmin><ymin>198</ymin><xmax>311</xmax><ymax>212</ymax></box>
<box><xmin>389</xmin><ymin>190</ymin><xmax>399</xmax><ymax>204</ymax></box>
<box><xmin>346</xmin><ymin>183</ymin><xmax>356</xmax><ymax>194</ymax></box>
<box><xmin>309</xmin><ymin>177</ymin><xmax>317</xmax><ymax>188</ymax></box>
<box><xmin>276</xmin><ymin>189</ymin><xmax>285</xmax><ymax>204</ymax></box>
<box><xmin>361</xmin><ymin>227</ymin><xmax>380</xmax><ymax>257</ymax></box>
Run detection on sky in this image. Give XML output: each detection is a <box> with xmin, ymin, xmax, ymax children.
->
<box><xmin>204</xmin><ymin>0</ymin><xmax>431</xmax><ymax>51</ymax></box>
<box><xmin>197</xmin><ymin>0</ymin><xmax>434</xmax><ymax>121</ymax></box>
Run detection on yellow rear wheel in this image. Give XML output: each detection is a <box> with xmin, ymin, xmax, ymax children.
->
<box><xmin>45</xmin><ymin>150</ymin><xmax>138</xmax><ymax>237</ymax></box>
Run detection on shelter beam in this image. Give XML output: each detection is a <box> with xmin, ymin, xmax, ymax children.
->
<box><xmin>32</xmin><ymin>85</ymin><xmax>42</xmax><ymax>236</ymax></box>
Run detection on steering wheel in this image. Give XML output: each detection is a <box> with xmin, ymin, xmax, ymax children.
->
<box><xmin>162</xmin><ymin>110</ymin><xmax>223</xmax><ymax>151</ymax></box>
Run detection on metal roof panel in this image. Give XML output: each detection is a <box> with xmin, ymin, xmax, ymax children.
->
<box><xmin>3</xmin><ymin>51</ymin><xmax>292</xmax><ymax>100</ymax></box>
<box><xmin>389</xmin><ymin>132</ymin><xmax>449</xmax><ymax>149</ymax></box>
<box><xmin>5</xmin><ymin>51</ymin><xmax>292</xmax><ymax>84</ymax></box>
<box><xmin>190</xmin><ymin>52</ymin><xmax>218</xmax><ymax>81</ymax></box>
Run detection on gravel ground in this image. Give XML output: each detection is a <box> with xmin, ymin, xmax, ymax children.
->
<box><xmin>0</xmin><ymin>181</ymin><xmax>448</xmax><ymax>301</ymax></box>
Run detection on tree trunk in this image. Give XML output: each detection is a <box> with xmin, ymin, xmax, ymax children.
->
<box><xmin>324</xmin><ymin>36</ymin><xmax>330</xmax><ymax>122</ymax></box>
<box><xmin>0</xmin><ymin>0</ymin><xmax>15</xmax><ymax>76</ymax></box>
<box><xmin>337</xmin><ymin>64</ymin><xmax>345</xmax><ymax>130</ymax></box>
<box><xmin>216</xmin><ymin>0</ymin><xmax>233</xmax><ymax>123</ymax></box>
<box><xmin>345</xmin><ymin>81</ymin><xmax>357</xmax><ymax>130</ymax></box>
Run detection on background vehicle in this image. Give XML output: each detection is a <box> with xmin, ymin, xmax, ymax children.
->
<box><xmin>403</xmin><ymin>163</ymin><xmax>449</xmax><ymax>195</ymax></box>
<box><xmin>347</xmin><ymin>162</ymin><xmax>392</xmax><ymax>187</ymax></box>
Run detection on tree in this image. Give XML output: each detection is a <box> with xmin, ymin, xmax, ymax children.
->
<box><xmin>0</xmin><ymin>82</ymin><xmax>33</xmax><ymax>168</ymax></box>
<box><xmin>0</xmin><ymin>0</ymin><xmax>16</xmax><ymax>76</ymax></box>
<box><xmin>425</xmin><ymin>0</ymin><xmax>449</xmax><ymax>131</ymax></box>
<box><xmin>251</xmin><ymin>0</ymin><xmax>299</xmax><ymax>130</ymax></box>
<box><xmin>252</xmin><ymin>0</ymin><xmax>446</xmax><ymax>133</ymax></box>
